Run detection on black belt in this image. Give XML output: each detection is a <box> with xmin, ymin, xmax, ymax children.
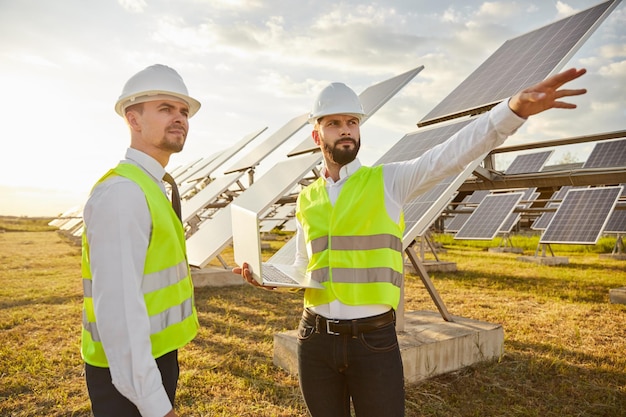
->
<box><xmin>302</xmin><ymin>308</ymin><xmax>395</xmax><ymax>337</ymax></box>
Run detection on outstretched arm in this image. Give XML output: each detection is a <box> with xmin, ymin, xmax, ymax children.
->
<box><xmin>508</xmin><ymin>67</ymin><xmax>587</xmax><ymax>119</ymax></box>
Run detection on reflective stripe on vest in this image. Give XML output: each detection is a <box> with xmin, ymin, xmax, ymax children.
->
<box><xmin>81</xmin><ymin>163</ymin><xmax>198</xmax><ymax>367</ymax></box>
<box><xmin>296</xmin><ymin>165</ymin><xmax>404</xmax><ymax>309</ymax></box>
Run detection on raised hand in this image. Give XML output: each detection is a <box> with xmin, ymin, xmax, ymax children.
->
<box><xmin>508</xmin><ymin>68</ymin><xmax>587</xmax><ymax>119</ymax></box>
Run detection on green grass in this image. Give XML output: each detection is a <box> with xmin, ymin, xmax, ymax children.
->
<box><xmin>1</xmin><ymin>220</ymin><xmax>625</xmax><ymax>416</ymax></box>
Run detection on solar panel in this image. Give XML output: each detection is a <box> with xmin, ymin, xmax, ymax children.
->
<box><xmin>505</xmin><ymin>151</ymin><xmax>553</xmax><ymax>174</ymax></box>
<box><xmin>180</xmin><ymin>172</ymin><xmax>244</xmax><ymax>224</ymax></box>
<box><xmin>288</xmin><ymin>65</ymin><xmax>424</xmax><ymax>156</ymax></box>
<box><xmin>445</xmin><ymin>190</ymin><xmax>490</xmax><ymax>233</ymax></box>
<box><xmin>531</xmin><ymin>186</ymin><xmax>574</xmax><ymax>230</ymax></box>
<box><xmin>499</xmin><ymin>188</ymin><xmax>539</xmax><ymax>233</ymax></box>
<box><xmin>259</xmin><ymin>204</ymin><xmax>295</xmax><ymax>232</ymax></box>
<box><xmin>604</xmin><ymin>205</ymin><xmax>626</xmax><ymax>233</ymax></box>
<box><xmin>223</xmin><ymin>113</ymin><xmax>309</xmax><ymax>174</ymax></box>
<box><xmin>540</xmin><ymin>186</ymin><xmax>623</xmax><ymax>244</ymax></box>
<box><xmin>418</xmin><ymin>0</ymin><xmax>620</xmax><ymax>127</ymax></box>
<box><xmin>454</xmin><ymin>192</ymin><xmax>524</xmax><ymax>240</ymax></box>
<box><xmin>179</xmin><ymin>127</ymin><xmax>267</xmax><ymax>197</ymax></box>
<box><xmin>582</xmin><ymin>138</ymin><xmax>626</xmax><ymax>168</ymax></box>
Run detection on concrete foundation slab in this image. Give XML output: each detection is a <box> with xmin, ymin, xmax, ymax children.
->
<box><xmin>609</xmin><ymin>287</ymin><xmax>626</xmax><ymax>304</ymax></box>
<box><xmin>489</xmin><ymin>247</ymin><xmax>524</xmax><ymax>254</ymax></box>
<box><xmin>273</xmin><ymin>310</ymin><xmax>504</xmax><ymax>383</ymax></box>
<box><xmin>191</xmin><ymin>267</ymin><xmax>245</xmax><ymax>287</ymax></box>
<box><xmin>517</xmin><ymin>255</ymin><xmax>569</xmax><ymax>265</ymax></box>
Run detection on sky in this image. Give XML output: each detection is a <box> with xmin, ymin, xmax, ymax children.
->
<box><xmin>1</xmin><ymin>0</ymin><xmax>624</xmax><ymax>217</ymax></box>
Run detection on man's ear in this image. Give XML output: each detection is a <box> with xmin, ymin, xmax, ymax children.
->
<box><xmin>311</xmin><ymin>129</ymin><xmax>321</xmax><ymax>146</ymax></box>
<box><xmin>125</xmin><ymin>110</ymin><xmax>141</xmax><ymax>131</ymax></box>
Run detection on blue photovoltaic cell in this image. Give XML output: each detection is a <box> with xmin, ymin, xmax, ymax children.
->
<box><xmin>540</xmin><ymin>186</ymin><xmax>623</xmax><ymax>244</ymax></box>
<box><xmin>455</xmin><ymin>192</ymin><xmax>524</xmax><ymax>240</ymax></box>
<box><xmin>418</xmin><ymin>0</ymin><xmax>619</xmax><ymax>127</ymax></box>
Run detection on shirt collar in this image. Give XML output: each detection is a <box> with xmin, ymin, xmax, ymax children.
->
<box><xmin>125</xmin><ymin>148</ymin><xmax>166</xmax><ymax>182</ymax></box>
<box><xmin>322</xmin><ymin>158</ymin><xmax>362</xmax><ymax>184</ymax></box>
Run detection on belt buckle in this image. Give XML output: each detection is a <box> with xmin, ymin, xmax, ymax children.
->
<box><xmin>326</xmin><ymin>319</ymin><xmax>341</xmax><ymax>336</ymax></box>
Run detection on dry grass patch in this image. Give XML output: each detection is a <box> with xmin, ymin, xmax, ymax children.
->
<box><xmin>1</xmin><ymin>222</ymin><xmax>624</xmax><ymax>416</ymax></box>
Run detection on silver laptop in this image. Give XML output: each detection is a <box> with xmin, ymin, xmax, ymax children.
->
<box><xmin>231</xmin><ymin>203</ymin><xmax>324</xmax><ymax>289</ymax></box>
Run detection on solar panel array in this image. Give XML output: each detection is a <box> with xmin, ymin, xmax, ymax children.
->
<box><xmin>454</xmin><ymin>192</ymin><xmax>524</xmax><ymax>240</ymax></box>
<box><xmin>499</xmin><ymin>188</ymin><xmax>539</xmax><ymax>233</ymax></box>
<box><xmin>540</xmin><ymin>186</ymin><xmax>623</xmax><ymax>244</ymax></box>
<box><xmin>418</xmin><ymin>0</ymin><xmax>619</xmax><ymax>127</ymax></box>
<box><xmin>531</xmin><ymin>186</ymin><xmax>574</xmax><ymax>230</ymax></box>
<box><xmin>505</xmin><ymin>151</ymin><xmax>553</xmax><ymax>174</ymax></box>
<box><xmin>445</xmin><ymin>190</ymin><xmax>491</xmax><ymax>233</ymax></box>
<box><xmin>582</xmin><ymin>138</ymin><xmax>626</xmax><ymax>168</ymax></box>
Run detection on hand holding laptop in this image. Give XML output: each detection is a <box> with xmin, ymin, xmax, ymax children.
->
<box><xmin>232</xmin><ymin>262</ymin><xmax>276</xmax><ymax>290</ymax></box>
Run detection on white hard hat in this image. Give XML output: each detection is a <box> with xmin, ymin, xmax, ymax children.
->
<box><xmin>308</xmin><ymin>82</ymin><xmax>366</xmax><ymax>125</ymax></box>
<box><xmin>115</xmin><ymin>64</ymin><xmax>201</xmax><ymax>118</ymax></box>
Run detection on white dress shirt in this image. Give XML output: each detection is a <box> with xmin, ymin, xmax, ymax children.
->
<box><xmin>296</xmin><ymin>100</ymin><xmax>526</xmax><ymax>320</ymax></box>
<box><xmin>83</xmin><ymin>148</ymin><xmax>173</xmax><ymax>417</ymax></box>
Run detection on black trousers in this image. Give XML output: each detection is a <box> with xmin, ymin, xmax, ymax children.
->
<box><xmin>85</xmin><ymin>350</ymin><xmax>179</xmax><ymax>417</ymax></box>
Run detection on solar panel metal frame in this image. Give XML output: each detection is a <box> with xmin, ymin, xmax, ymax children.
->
<box><xmin>418</xmin><ymin>0</ymin><xmax>620</xmax><ymax>127</ymax></box>
<box><xmin>505</xmin><ymin>151</ymin><xmax>554</xmax><ymax>174</ymax></box>
<box><xmin>539</xmin><ymin>186</ymin><xmax>623</xmax><ymax>244</ymax></box>
<box><xmin>288</xmin><ymin>65</ymin><xmax>424</xmax><ymax>157</ymax></box>
<box><xmin>581</xmin><ymin>138</ymin><xmax>626</xmax><ymax>168</ymax></box>
<box><xmin>454</xmin><ymin>192</ymin><xmax>524</xmax><ymax>240</ymax></box>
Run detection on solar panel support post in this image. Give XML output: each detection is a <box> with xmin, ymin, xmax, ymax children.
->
<box><xmin>612</xmin><ymin>235</ymin><xmax>624</xmax><ymax>255</ymax></box>
<box><xmin>404</xmin><ymin>245</ymin><xmax>453</xmax><ymax>323</ymax></box>
<box><xmin>416</xmin><ymin>232</ymin><xmax>441</xmax><ymax>262</ymax></box>
<box><xmin>534</xmin><ymin>243</ymin><xmax>554</xmax><ymax>257</ymax></box>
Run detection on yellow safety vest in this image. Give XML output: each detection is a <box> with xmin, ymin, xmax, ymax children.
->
<box><xmin>81</xmin><ymin>163</ymin><xmax>199</xmax><ymax>367</ymax></box>
<box><xmin>296</xmin><ymin>165</ymin><xmax>404</xmax><ymax>309</ymax></box>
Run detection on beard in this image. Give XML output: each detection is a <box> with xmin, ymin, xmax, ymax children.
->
<box><xmin>160</xmin><ymin>125</ymin><xmax>187</xmax><ymax>153</ymax></box>
<box><xmin>323</xmin><ymin>138</ymin><xmax>360</xmax><ymax>166</ymax></box>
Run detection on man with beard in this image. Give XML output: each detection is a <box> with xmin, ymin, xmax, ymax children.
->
<box><xmin>235</xmin><ymin>68</ymin><xmax>587</xmax><ymax>417</ymax></box>
<box><xmin>81</xmin><ymin>64</ymin><xmax>201</xmax><ymax>417</ymax></box>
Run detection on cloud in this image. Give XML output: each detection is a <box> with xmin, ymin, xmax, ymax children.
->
<box><xmin>118</xmin><ymin>0</ymin><xmax>148</xmax><ymax>13</ymax></box>
<box><xmin>556</xmin><ymin>1</ymin><xmax>578</xmax><ymax>18</ymax></box>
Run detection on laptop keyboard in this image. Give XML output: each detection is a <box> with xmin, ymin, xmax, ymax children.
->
<box><xmin>263</xmin><ymin>264</ymin><xmax>301</xmax><ymax>285</ymax></box>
